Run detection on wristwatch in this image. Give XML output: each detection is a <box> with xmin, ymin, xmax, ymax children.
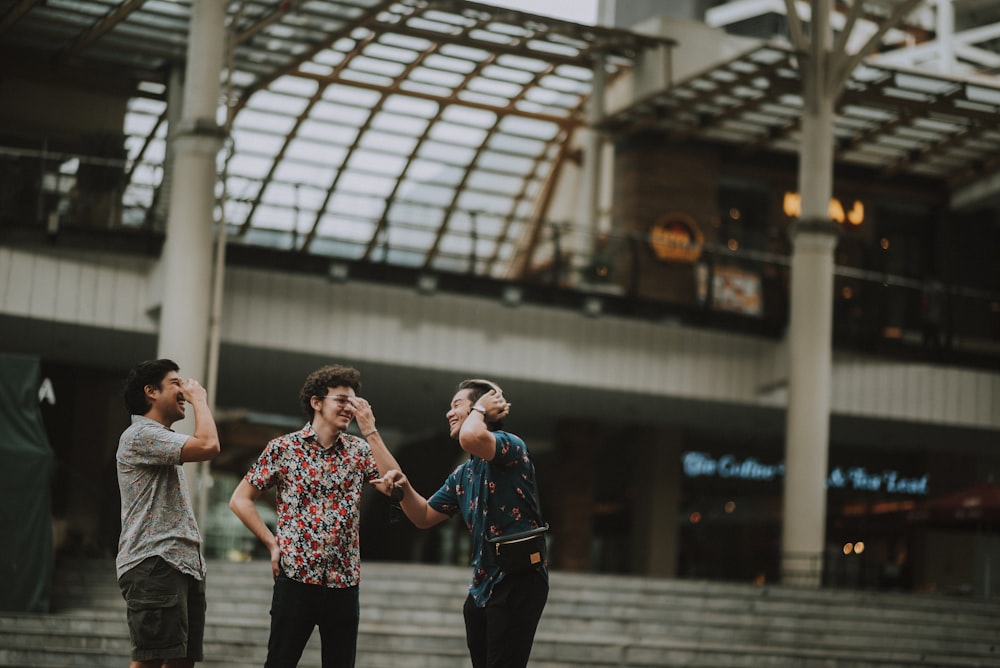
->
<box><xmin>471</xmin><ymin>404</ymin><xmax>487</xmax><ymax>416</ymax></box>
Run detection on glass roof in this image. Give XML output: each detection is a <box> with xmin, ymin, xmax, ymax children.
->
<box><xmin>600</xmin><ymin>43</ymin><xmax>1000</xmax><ymax>187</ymax></box>
<box><xmin>6</xmin><ymin>1</ymin><xmax>1000</xmax><ymax>282</ymax></box>
<box><xmin>1</xmin><ymin>0</ymin><xmax>664</xmax><ymax>280</ymax></box>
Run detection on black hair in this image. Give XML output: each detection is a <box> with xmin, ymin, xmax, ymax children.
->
<box><xmin>457</xmin><ymin>378</ymin><xmax>504</xmax><ymax>431</ymax></box>
<box><xmin>123</xmin><ymin>358</ymin><xmax>179</xmax><ymax>416</ymax></box>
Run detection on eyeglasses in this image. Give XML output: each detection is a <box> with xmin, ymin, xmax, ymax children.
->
<box><xmin>321</xmin><ymin>395</ymin><xmax>352</xmax><ymax>406</ymax></box>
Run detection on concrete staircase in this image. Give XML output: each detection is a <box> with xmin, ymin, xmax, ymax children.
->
<box><xmin>1</xmin><ymin>558</ymin><xmax>999</xmax><ymax>667</ymax></box>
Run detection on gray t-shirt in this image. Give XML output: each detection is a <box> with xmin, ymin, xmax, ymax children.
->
<box><xmin>116</xmin><ymin>415</ymin><xmax>205</xmax><ymax>581</ymax></box>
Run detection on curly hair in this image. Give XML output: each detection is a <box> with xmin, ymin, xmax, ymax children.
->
<box><xmin>299</xmin><ymin>364</ymin><xmax>362</xmax><ymax>420</ymax></box>
<box><xmin>123</xmin><ymin>358</ymin><xmax>179</xmax><ymax>416</ymax></box>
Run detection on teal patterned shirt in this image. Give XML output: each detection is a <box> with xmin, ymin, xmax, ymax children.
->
<box><xmin>428</xmin><ymin>430</ymin><xmax>547</xmax><ymax>606</ymax></box>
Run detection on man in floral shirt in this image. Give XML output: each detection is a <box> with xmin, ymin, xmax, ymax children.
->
<box><xmin>375</xmin><ymin>378</ymin><xmax>548</xmax><ymax>668</ymax></box>
<box><xmin>229</xmin><ymin>364</ymin><xmax>400</xmax><ymax>667</ymax></box>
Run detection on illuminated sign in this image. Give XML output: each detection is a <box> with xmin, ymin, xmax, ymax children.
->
<box><xmin>682</xmin><ymin>451</ymin><xmax>930</xmax><ymax>495</ymax></box>
<box><xmin>649</xmin><ymin>212</ymin><xmax>703</xmax><ymax>262</ymax></box>
<box><xmin>827</xmin><ymin>467</ymin><xmax>929</xmax><ymax>495</ymax></box>
<box><xmin>683</xmin><ymin>451</ymin><xmax>783</xmax><ymax>481</ymax></box>
<box><xmin>782</xmin><ymin>192</ymin><xmax>864</xmax><ymax>226</ymax></box>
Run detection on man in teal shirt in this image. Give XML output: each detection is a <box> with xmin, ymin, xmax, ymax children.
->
<box><xmin>376</xmin><ymin>378</ymin><xmax>548</xmax><ymax>668</ymax></box>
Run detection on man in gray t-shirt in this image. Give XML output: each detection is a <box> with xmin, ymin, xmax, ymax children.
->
<box><xmin>116</xmin><ymin>358</ymin><xmax>220</xmax><ymax>668</ymax></box>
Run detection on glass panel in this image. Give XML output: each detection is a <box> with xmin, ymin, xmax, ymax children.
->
<box><xmin>386</xmin><ymin>224</ymin><xmax>436</xmax><ymax>250</ymax></box>
<box><xmin>270</xmin><ymin>75</ymin><xmax>319</xmax><ymax>98</ymax></box>
<box><xmin>233</xmin><ymin>109</ymin><xmax>297</xmax><ymax>135</ymax></box>
<box><xmin>429</xmin><ymin>122</ymin><xmax>488</xmax><ymax>147</ymax></box>
<box><xmin>409</xmin><ymin>66</ymin><xmax>466</xmax><ymax>89</ymax></box>
<box><xmin>383</xmin><ymin>94</ymin><xmax>439</xmax><ymax>118</ymax></box>
<box><xmin>297</xmin><ymin>120</ymin><xmax>360</xmax><ymax>145</ymax></box>
<box><xmin>346</xmin><ymin>149</ymin><xmax>408</xmax><ymax>178</ymax></box>
<box><xmin>359</xmin><ymin>130</ymin><xmax>419</xmax><ymax>156</ymax></box>
<box><xmin>423</xmin><ymin>53</ymin><xmax>479</xmax><ymax>74</ymax></box>
<box><xmin>327</xmin><ymin>191</ymin><xmax>387</xmax><ymax>219</ymax></box>
<box><xmin>316</xmin><ymin>213</ymin><xmax>378</xmax><ymax>243</ymax></box>
<box><xmin>457</xmin><ymin>190</ymin><xmax>512</xmax><ymax>215</ymax></box>
<box><xmin>407</xmin><ymin>159</ymin><xmax>465</xmax><ymax>186</ymax></box>
<box><xmin>370</xmin><ymin>111</ymin><xmax>430</xmax><ymax>136</ymax></box>
<box><xmin>477</xmin><ymin>150</ymin><xmax>535</xmax><ymax>175</ymax></box>
<box><xmin>309</xmin><ymin>237</ymin><xmax>366</xmax><ymax>259</ymax></box>
<box><xmin>273</xmin><ymin>160</ymin><xmax>336</xmax><ymax>187</ymax></box>
<box><xmin>487</xmin><ymin>133</ymin><xmax>546</xmax><ymax>156</ymax></box>
<box><xmin>246</xmin><ymin>89</ymin><xmax>311</xmax><ymax>116</ymax></box>
<box><xmin>350</xmin><ymin>54</ymin><xmax>408</xmax><ymax>78</ymax></box>
<box><xmin>231</xmin><ymin>129</ymin><xmax>286</xmax><ymax>156</ymax></box>
<box><xmin>387</xmin><ymin>200</ymin><xmax>445</xmax><ymax>227</ymax></box>
<box><xmin>227</xmin><ymin>154</ymin><xmax>275</xmax><ymax>180</ymax></box>
<box><xmin>397</xmin><ymin>180</ymin><xmax>455</xmax><ymax>206</ymax></box>
<box><xmin>466</xmin><ymin>170</ymin><xmax>523</xmax><ymax>195</ymax></box>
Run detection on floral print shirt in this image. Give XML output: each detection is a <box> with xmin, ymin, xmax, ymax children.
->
<box><xmin>428</xmin><ymin>430</ymin><xmax>547</xmax><ymax>606</ymax></box>
<box><xmin>245</xmin><ymin>423</ymin><xmax>378</xmax><ymax>588</ymax></box>
<box><xmin>116</xmin><ymin>415</ymin><xmax>205</xmax><ymax>581</ymax></box>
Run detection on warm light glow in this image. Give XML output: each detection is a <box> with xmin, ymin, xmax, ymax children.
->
<box><xmin>881</xmin><ymin>237</ymin><xmax>890</xmax><ymax>250</ymax></box>
<box><xmin>782</xmin><ymin>191</ymin><xmax>864</xmax><ymax>225</ymax></box>
<box><xmin>843</xmin><ymin>543</ymin><xmax>853</xmax><ymax>555</ymax></box>
<box><xmin>842</xmin><ymin>286</ymin><xmax>853</xmax><ymax>299</ymax></box>
<box><xmin>871</xmin><ymin>500</ymin><xmax>916</xmax><ymax>514</ymax></box>
<box><xmin>689</xmin><ymin>511</ymin><xmax>702</xmax><ymax>524</ymax></box>
<box><xmin>724</xmin><ymin>501</ymin><xmax>736</xmax><ymax>513</ymax></box>
<box><xmin>854</xmin><ymin>541</ymin><xmax>866</xmax><ymax>555</ymax></box>
<box><xmin>829</xmin><ymin>198</ymin><xmax>844</xmax><ymax>222</ymax></box>
<box><xmin>727</xmin><ymin>238</ymin><xmax>739</xmax><ymax>251</ymax></box>
<box><xmin>783</xmin><ymin>191</ymin><xmax>800</xmax><ymax>217</ymax></box>
<box><xmin>846</xmin><ymin>200</ymin><xmax>864</xmax><ymax>225</ymax></box>
<box><xmin>729</xmin><ymin>208</ymin><xmax>741</xmax><ymax>220</ymax></box>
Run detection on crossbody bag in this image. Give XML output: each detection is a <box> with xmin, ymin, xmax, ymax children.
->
<box><xmin>485</xmin><ymin>462</ymin><xmax>549</xmax><ymax>574</ymax></box>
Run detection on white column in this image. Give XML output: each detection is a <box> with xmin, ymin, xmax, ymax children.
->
<box><xmin>572</xmin><ymin>56</ymin><xmax>606</xmax><ymax>285</ymax></box>
<box><xmin>780</xmin><ymin>0</ymin><xmax>838</xmax><ymax>587</ymax></box>
<box><xmin>936</xmin><ymin>0</ymin><xmax>955</xmax><ymax>74</ymax></box>
<box><xmin>156</xmin><ymin>0</ymin><xmax>227</xmax><ymax>513</ymax></box>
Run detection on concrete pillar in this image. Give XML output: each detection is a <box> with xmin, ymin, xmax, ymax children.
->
<box><xmin>550</xmin><ymin>419</ymin><xmax>600</xmax><ymax>571</ymax></box>
<box><xmin>155</xmin><ymin>0</ymin><xmax>227</xmax><ymax>511</ymax></box>
<box><xmin>937</xmin><ymin>0</ymin><xmax>955</xmax><ymax>74</ymax></box>
<box><xmin>780</xmin><ymin>0</ymin><xmax>837</xmax><ymax>587</ymax></box>
<box><xmin>151</xmin><ymin>68</ymin><xmax>186</xmax><ymax>231</ymax></box>
<box><xmin>630</xmin><ymin>427</ymin><xmax>681</xmax><ymax>577</ymax></box>
<box><xmin>572</xmin><ymin>56</ymin><xmax>606</xmax><ymax>284</ymax></box>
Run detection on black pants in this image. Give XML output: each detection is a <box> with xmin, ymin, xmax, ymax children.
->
<box><xmin>265</xmin><ymin>572</ymin><xmax>360</xmax><ymax>668</ymax></box>
<box><xmin>463</xmin><ymin>570</ymin><xmax>549</xmax><ymax>668</ymax></box>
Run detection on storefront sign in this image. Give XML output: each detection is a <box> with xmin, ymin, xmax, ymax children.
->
<box><xmin>682</xmin><ymin>451</ymin><xmax>930</xmax><ymax>495</ymax></box>
<box><xmin>649</xmin><ymin>212</ymin><xmax>703</xmax><ymax>262</ymax></box>
<box><xmin>827</xmin><ymin>467</ymin><xmax>929</xmax><ymax>495</ymax></box>
<box><xmin>682</xmin><ymin>451</ymin><xmax>784</xmax><ymax>481</ymax></box>
<box><xmin>711</xmin><ymin>266</ymin><xmax>762</xmax><ymax>317</ymax></box>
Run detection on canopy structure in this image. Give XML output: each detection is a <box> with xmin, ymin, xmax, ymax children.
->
<box><xmin>3</xmin><ymin>1</ymin><xmax>1000</xmax><ymax>281</ymax></box>
<box><xmin>0</xmin><ymin>0</ymin><xmax>666</xmax><ymax>280</ymax></box>
<box><xmin>600</xmin><ymin>41</ymin><xmax>1000</xmax><ymax>191</ymax></box>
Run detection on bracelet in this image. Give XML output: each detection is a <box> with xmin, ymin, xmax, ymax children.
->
<box><xmin>363</xmin><ymin>429</ymin><xmax>378</xmax><ymax>438</ymax></box>
<box><xmin>471</xmin><ymin>404</ymin><xmax>487</xmax><ymax>416</ymax></box>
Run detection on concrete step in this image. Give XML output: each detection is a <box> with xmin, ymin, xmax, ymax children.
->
<box><xmin>5</xmin><ymin>558</ymin><xmax>997</xmax><ymax>668</ymax></box>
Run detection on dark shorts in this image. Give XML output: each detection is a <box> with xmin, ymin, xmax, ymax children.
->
<box><xmin>118</xmin><ymin>556</ymin><xmax>206</xmax><ymax>663</ymax></box>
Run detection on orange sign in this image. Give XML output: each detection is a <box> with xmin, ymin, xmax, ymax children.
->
<box><xmin>649</xmin><ymin>212</ymin><xmax>703</xmax><ymax>263</ymax></box>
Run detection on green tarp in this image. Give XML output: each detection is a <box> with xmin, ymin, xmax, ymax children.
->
<box><xmin>0</xmin><ymin>354</ymin><xmax>54</xmax><ymax>612</ymax></box>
